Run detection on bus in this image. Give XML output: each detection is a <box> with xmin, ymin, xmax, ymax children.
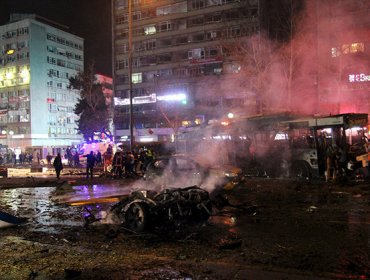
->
<box><xmin>176</xmin><ymin>113</ymin><xmax>369</xmax><ymax>180</ymax></box>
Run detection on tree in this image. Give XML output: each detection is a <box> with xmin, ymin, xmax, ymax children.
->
<box><xmin>223</xmin><ymin>34</ymin><xmax>278</xmax><ymax>114</ymax></box>
<box><xmin>221</xmin><ymin>0</ymin><xmax>317</xmax><ymax>115</ymax></box>
<box><xmin>275</xmin><ymin>0</ymin><xmax>318</xmax><ymax>114</ymax></box>
<box><xmin>68</xmin><ymin>62</ymin><xmax>110</xmax><ymax>141</ymax></box>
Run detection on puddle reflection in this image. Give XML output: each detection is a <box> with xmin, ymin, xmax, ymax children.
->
<box><xmin>0</xmin><ymin>184</ymin><xmax>129</xmax><ymax>233</ymax></box>
<box><xmin>53</xmin><ymin>184</ymin><xmax>130</xmax><ymax>204</ymax></box>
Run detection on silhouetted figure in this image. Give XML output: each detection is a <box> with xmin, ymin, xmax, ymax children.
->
<box><xmin>84</xmin><ymin>151</ymin><xmax>96</xmax><ymax>178</ymax></box>
<box><xmin>125</xmin><ymin>151</ymin><xmax>137</xmax><ymax>177</ymax></box>
<box><xmin>96</xmin><ymin>151</ymin><xmax>102</xmax><ymax>166</ymax></box>
<box><xmin>53</xmin><ymin>153</ymin><xmax>63</xmax><ymax>179</ymax></box>
<box><xmin>112</xmin><ymin>150</ymin><xmax>124</xmax><ymax>178</ymax></box>
<box><xmin>73</xmin><ymin>152</ymin><xmax>80</xmax><ymax>167</ymax></box>
<box><xmin>46</xmin><ymin>153</ymin><xmax>53</xmax><ymax>166</ymax></box>
<box><xmin>36</xmin><ymin>152</ymin><xmax>40</xmax><ymax>165</ymax></box>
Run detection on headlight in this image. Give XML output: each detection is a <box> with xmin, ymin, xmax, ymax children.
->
<box><xmin>224</xmin><ymin>171</ymin><xmax>238</xmax><ymax>178</ymax></box>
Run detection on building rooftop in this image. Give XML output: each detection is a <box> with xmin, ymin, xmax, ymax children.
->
<box><xmin>8</xmin><ymin>13</ymin><xmax>70</xmax><ymax>32</ymax></box>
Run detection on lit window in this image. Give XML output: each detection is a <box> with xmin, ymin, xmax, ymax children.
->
<box><xmin>331</xmin><ymin>47</ymin><xmax>339</xmax><ymax>57</ymax></box>
<box><xmin>350</xmin><ymin>42</ymin><xmax>364</xmax><ymax>53</ymax></box>
<box><xmin>188</xmin><ymin>48</ymin><xmax>205</xmax><ymax>59</ymax></box>
<box><xmin>144</xmin><ymin>25</ymin><xmax>156</xmax><ymax>35</ymax></box>
<box><xmin>132</xmin><ymin>73</ymin><xmax>142</xmax><ymax>84</ymax></box>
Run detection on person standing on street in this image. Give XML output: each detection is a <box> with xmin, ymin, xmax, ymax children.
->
<box><xmin>36</xmin><ymin>152</ymin><xmax>40</xmax><ymax>165</ymax></box>
<box><xmin>96</xmin><ymin>151</ymin><xmax>102</xmax><ymax>166</ymax></box>
<box><xmin>53</xmin><ymin>153</ymin><xmax>63</xmax><ymax>179</ymax></box>
<box><xmin>84</xmin><ymin>151</ymin><xmax>96</xmax><ymax>178</ymax></box>
<box><xmin>46</xmin><ymin>153</ymin><xmax>53</xmax><ymax>166</ymax></box>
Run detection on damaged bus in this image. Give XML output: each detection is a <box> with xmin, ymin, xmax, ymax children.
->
<box><xmin>176</xmin><ymin>113</ymin><xmax>369</xmax><ymax>181</ymax></box>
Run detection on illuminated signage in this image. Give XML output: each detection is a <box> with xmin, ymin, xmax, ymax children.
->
<box><xmin>348</xmin><ymin>73</ymin><xmax>370</xmax><ymax>83</ymax></box>
<box><xmin>157</xmin><ymin>93</ymin><xmax>186</xmax><ymax>101</ymax></box>
<box><xmin>114</xmin><ymin>94</ymin><xmax>157</xmax><ymax>106</ymax></box>
<box><xmin>114</xmin><ymin>93</ymin><xmax>187</xmax><ymax>106</ymax></box>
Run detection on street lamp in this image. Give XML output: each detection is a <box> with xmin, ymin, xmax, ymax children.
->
<box><xmin>227</xmin><ymin>112</ymin><xmax>235</xmax><ymax>119</ymax></box>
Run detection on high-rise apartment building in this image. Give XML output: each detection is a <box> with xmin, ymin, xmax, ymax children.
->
<box><xmin>112</xmin><ymin>0</ymin><xmax>261</xmax><ymax>143</ymax></box>
<box><xmin>315</xmin><ymin>0</ymin><xmax>370</xmax><ymax>115</ymax></box>
<box><xmin>0</xmin><ymin>14</ymin><xmax>83</xmax><ymax>154</ymax></box>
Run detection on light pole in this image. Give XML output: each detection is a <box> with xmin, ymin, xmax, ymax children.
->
<box><xmin>128</xmin><ymin>0</ymin><xmax>134</xmax><ymax>151</ymax></box>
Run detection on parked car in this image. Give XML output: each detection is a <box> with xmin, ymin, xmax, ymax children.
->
<box><xmin>143</xmin><ymin>155</ymin><xmax>243</xmax><ymax>191</ymax></box>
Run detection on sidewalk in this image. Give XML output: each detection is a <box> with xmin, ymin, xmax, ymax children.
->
<box><xmin>0</xmin><ymin>165</ymin><xmax>139</xmax><ymax>189</ymax></box>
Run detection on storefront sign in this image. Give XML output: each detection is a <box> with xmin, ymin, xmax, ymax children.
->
<box><xmin>348</xmin><ymin>73</ymin><xmax>370</xmax><ymax>83</ymax></box>
<box><xmin>114</xmin><ymin>94</ymin><xmax>157</xmax><ymax>106</ymax></box>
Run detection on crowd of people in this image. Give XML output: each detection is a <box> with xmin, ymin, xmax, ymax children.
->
<box><xmin>0</xmin><ymin>151</ymin><xmax>34</xmax><ymax>165</ymax></box>
<box><xmin>109</xmin><ymin>146</ymin><xmax>154</xmax><ymax>179</ymax></box>
<box><xmin>0</xmin><ymin>143</ymin><xmax>158</xmax><ymax>181</ymax></box>
<box><xmin>50</xmin><ymin>144</ymin><xmax>156</xmax><ymax>180</ymax></box>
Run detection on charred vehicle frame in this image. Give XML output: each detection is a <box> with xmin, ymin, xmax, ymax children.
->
<box><xmin>110</xmin><ymin>186</ymin><xmax>213</xmax><ymax>232</ymax></box>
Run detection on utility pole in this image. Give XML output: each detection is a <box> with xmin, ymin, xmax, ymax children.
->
<box><xmin>128</xmin><ymin>0</ymin><xmax>134</xmax><ymax>151</ymax></box>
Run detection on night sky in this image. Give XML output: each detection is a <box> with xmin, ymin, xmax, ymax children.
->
<box><xmin>0</xmin><ymin>0</ymin><xmax>112</xmax><ymax>76</ymax></box>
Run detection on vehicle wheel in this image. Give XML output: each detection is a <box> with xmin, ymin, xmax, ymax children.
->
<box><xmin>124</xmin><ymin>202</ymin><xmax>148</xmax><ymax>232</ymax></box>
<box><xmin>291</xmin><ymin>161</ymin><xmax>311</xmax><ymax>180</ymax></box>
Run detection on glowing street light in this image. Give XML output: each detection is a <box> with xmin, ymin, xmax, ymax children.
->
<box><xmin>227</xmin><ymin>112</ymin><xmax>235</xmax><ymax>119</ymax></box>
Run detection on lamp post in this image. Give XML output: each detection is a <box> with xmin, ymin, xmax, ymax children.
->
<box><xmin>128</xmin><ymin>0</ymin><xmax>134</xmax><ymax>151</ymax></box>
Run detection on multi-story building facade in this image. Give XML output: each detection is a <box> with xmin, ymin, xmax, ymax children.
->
<box><xmin>0</xmin><ymin>14</ymin><xmax>83</xmax><ymax>154</ymax></box>
<box><xmin>112</xmin><ymin>0</ymin><xmax>261</xmax><ymax>143</ymax></box>
<box><xmin>315</xmin><ymin>0</ymin><xmax>370</xmax><ymax>115</ymax></box>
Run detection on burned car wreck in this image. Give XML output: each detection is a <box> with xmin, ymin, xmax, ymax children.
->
<box><xmin>81</xmin><ymin>156</ymin><xmax>246</xmax><ymax>232</ymax></box>
<box><xmin>109</xmin><ymin>186</ymin><xmax>213</xmax><ymax>232</ymax></box>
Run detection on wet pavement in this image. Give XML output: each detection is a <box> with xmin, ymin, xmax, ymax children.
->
<box><xmin>0</xmin><ymin>175</ymin><xmax>369</xmax><ymax>279</ymax></box>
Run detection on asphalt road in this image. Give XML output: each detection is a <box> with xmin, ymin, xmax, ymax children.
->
<box><xmin>0</xmin><ymin>173</ymin><xmax>369</xmax><ymax>279</ymax></box>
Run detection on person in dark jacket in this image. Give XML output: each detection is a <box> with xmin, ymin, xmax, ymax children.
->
<box><xmin>53</xmin><ymin>153</ymin><xmax>63</xmax><ymax>179</ymax></box>
<box><xmin>96</xmin><ymin>151</ymin><xmax>102</xmax><ymax>166</ymax></box>
<box><xmin>84</xmin><ymin>151</ymin><xmax>96</xmax><ymax>178</ymax></box>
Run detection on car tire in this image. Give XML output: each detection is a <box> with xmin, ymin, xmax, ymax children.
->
<box><xmin>124</xmin><ymin>202</ymin><xmax>148</xmax><ymax>232</ymax></box>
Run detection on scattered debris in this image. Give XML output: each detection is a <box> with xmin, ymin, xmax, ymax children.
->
<box><xmin>306</xmin><ymin>205</ymin><xmax>318</xmax><ymax>212</ymax></box>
